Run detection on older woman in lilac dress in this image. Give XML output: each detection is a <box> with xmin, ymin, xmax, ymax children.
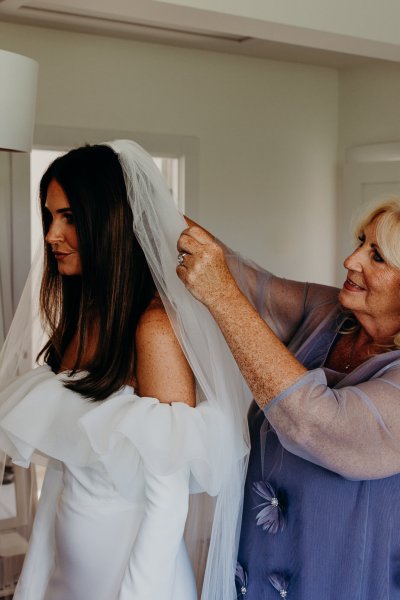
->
<box><xmin>177</xmin><ymin>199</ymin><xmax>400</xmax><ymax>599</ymax></box>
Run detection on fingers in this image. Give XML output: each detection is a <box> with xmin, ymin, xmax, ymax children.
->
<box><xmin>176</xmin><ymin>255</ymin><xmax>192</xmax><ymax>283</ymax></box>
<box><xmin>177</xmin><ymin>226</ymin><xmax>216</xmax><ymax>255</ymax></box>
<box><xmin>177</xmin><ymin>234</ymin><xmax>196</xmax><ymax>255</ymax></box>
<box><xmin>177</xmin><ymin>251</ymin><xmax>191</xmax><ymax>269</ymax></box>
<box><xmin>178</xmin><ymin>226</ymin><xmax>214</xmax><ymax>247</ymax></box>
<box><xmin>175</xmin><ymin>226</ymin><xmax>230</xmax><ymax>306</ymax></box>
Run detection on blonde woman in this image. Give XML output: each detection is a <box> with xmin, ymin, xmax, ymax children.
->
<box><xmin>178</xmin><ymin>199</ymin><xmax>400</xmax><ymax>599</ymax></box>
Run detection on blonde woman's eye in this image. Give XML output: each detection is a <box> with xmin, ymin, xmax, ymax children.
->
<box><xmin>373</xmin><ymin>249</ymin><xmax>384</xmax><ymax>263</ymax></box>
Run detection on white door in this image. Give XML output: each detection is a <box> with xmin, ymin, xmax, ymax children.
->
<box><xmin>338</xmin><ymin>145</ymin><xmax>400</xmax><ymax>284</ymax></box>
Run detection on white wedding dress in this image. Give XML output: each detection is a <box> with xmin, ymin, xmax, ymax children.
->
<box><xmin>0</xmin><ymin>365</ymin><xmax>230</xmax><ymax>600</ymax></box>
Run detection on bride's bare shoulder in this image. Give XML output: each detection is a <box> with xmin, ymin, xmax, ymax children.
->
<box><xmin>136</xmin><ymin>295</ymin><xmax>172</xmax><ymax>336</ymax></box>
<box><xmin>135</xmin><ymin>295</ymin><xmax>195</xmax><ymax>406</ymax></box>
<box><xmin>140</xmin><ymin>294</ymin><xmax>166</xmax><ymax>318</ymax></box>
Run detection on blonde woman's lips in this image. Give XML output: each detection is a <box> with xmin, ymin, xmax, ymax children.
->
<box><xmin>343</xmin><ymin>277</ymin><xmax>365</xmax><ymax>291</ymax></box>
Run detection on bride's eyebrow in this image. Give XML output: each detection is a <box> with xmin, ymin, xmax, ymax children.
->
<box><xmin>44</xmin><ymin>206</ymin><xmax>73</xmax><ymax>214</ymax></box>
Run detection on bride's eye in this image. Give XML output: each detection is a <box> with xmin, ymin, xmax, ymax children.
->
<box><xmin>64</xmin><ymin>212</ymin><xmax>75</xmax><ymax>225</ymax></box>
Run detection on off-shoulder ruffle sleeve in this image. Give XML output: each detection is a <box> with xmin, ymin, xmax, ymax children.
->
<box><xmin>0</xmin><ymin>366</ymin><xmax>247</xmax><ymax>499</ymax></box>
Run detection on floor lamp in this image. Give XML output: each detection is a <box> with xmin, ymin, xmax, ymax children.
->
<box><xmin>0</xmin><ymin>48</ymin><xmax>38</xmax><ymax>342</ymax></box>
<box><xmin>0</xmin><ymin>49</ymin><xmax>38</xmax><ymax>152</ymax></box>
<box><xmin>0</xmin><ymin>48</ymin><xmax>38</xmax><ymax>599</ymax></box>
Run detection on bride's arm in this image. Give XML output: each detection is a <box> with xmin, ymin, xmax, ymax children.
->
<box><xmin>118</xmin><ymin>465</ymin><xmax>191</xmax><ymax>600</ymax></box>
<box><xmin>135</xmin><ymin>297</ymin><xmax>196</xmax><ymax>407</ymax></box>
<box><xmin>118</xmin><ymin>302</ymin><xmax>196</xmax><ymax>600</ymax></box>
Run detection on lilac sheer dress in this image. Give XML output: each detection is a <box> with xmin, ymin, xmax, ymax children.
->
<box><xmin>226</xmin><ymin>251</ymin><xmax>400</xmax><ymax>600</ymax></box>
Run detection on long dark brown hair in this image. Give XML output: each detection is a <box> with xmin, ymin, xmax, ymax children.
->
<box><xmin>38</xmin><ymin>144</ymin><xmax>155</xmax><ymax>401</ymax></box>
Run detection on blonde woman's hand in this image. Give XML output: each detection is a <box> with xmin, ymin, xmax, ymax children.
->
<box><xmin>176</xmin><ymin>226</ymin><xmax>239</xmax><ymax>308</ymax></box>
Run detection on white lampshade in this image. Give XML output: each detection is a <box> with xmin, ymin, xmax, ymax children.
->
<box><xmin>0</xmin><ymin>49</ymin><xmax>38</xmax><ymax>152</ymax></box>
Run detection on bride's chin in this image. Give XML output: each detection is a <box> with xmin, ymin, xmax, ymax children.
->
<box><xmin>59</xmin><ymin>268</ymin><xmax>80</xmax><ymax>276</ymax></box>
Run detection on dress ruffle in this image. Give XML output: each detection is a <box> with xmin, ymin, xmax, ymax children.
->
<box><xmin>0</xmin><ymin>366</ymin><xmax>247</xmax><ymax>498</ymax></box>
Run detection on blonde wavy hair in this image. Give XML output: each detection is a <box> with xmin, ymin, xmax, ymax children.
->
<box><xmin>353</xmin><ymin>197</ymin><xmax>400</xmax><ymax>348</ymax></box>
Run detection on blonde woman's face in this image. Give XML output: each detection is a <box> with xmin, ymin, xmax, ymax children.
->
<box><xmin>339</xmin><ymin>217</ymin><xmax>400</xmax><ymax>335</ymax></box>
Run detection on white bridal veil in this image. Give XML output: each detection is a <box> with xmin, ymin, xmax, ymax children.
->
<box><xmin>0</xmin><ymin>139</ymin><xmax>252</xmax><ymax>599</ymax></box>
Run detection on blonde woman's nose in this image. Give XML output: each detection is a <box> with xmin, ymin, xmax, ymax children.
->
<box><xmin>343</xmin><ymin>247</ymin><xmax>362</xmax><ymax>271</ymax></box>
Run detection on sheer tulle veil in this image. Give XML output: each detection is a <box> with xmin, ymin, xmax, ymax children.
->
<box><xmin>0</xmin><ymin>139</ymin><xmax>252</xmax><ymax>599</ymax></box>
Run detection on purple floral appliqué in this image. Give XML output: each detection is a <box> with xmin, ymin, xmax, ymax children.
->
<box><xmin>235</xmin><ymin>562</ymin><xmax>248</xmax><ymax>597</ymax></box>
<box><xmin>268</xmin><ymin>572</ymin><xmax>289</xmax><ymax>598</ymax></box>
<box><xmin>252</xmin><ymin>480</ymin><xmax>285</xmax><ymax>534</ymax></box>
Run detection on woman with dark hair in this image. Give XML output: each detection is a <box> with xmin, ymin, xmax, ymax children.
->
<box><xmin>0</xmin><ymin>141</ymin><xmax>251</xmax><ymax>600</ymax></box>
<box><xmin>38</xmin><ymin>145</ymin><xmax>159</xmax><ymax>400</ymax></box>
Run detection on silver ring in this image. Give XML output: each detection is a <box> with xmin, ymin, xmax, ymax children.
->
<box><xmin>177</xmin><ymin>252</ymin><xmax>187</xmax><ymax>265</ymax></box>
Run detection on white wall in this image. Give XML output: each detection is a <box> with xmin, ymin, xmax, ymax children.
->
<box><xmin>335</xmin><ymin>62</ymin><xmax>400</xmax><ymax>283</ymax></box>
<box><xmin>339</xmin><ymin>62</ymin><xmax>400</xmax><ymax>159</ymax></box>
<box><xmin>157</xmin><ymin>0</ymin><xmax>400</xmax><ymax>47</ymax></box>
<box><xmin>0</xmin><ymin>21</ymin><xmax>338</xmax><ymax>284</ymax></box>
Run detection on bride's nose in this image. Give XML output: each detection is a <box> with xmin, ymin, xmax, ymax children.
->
<box><xmin>45</xmin><ymin>220</ymin><xmax>65</xmax><ymax>245</ymax></box>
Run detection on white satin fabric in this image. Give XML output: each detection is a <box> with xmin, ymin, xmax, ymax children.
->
<box><xmin>0</xmin><ymin>366</ymin><xmax>235</xmax><ymax>599</ymax></box>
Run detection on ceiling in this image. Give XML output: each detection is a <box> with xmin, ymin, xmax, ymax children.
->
<box><xmin>0</xmin><ymin>0</ymin><xmax>395</xmax><ymax>69</ymax></box>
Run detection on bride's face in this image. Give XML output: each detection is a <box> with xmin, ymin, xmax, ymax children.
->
<box><xmin>44</xmin><ymin>179</ymin><xmax>82</xmax><ymax>276</ymax></box>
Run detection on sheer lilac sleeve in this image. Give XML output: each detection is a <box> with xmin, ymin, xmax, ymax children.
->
<box><xmin>264</xmin><ymin>361</ymin><xmax>400</xmax><ymax>480</ymax></box>
<box><xmin>223</xmin><ymin>244</ymin><xmax>338</xmax><ymax>344</ymax></box>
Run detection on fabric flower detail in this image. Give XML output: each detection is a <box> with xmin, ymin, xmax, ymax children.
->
<box><xmin>252</xmin><ymin>480</ymin><xmax>285</xmax><ymax>533</ymax></box>
<box><xmin>235</xmin><ymin>562</ymin><xmax>248</xmax><ymax>597</ymax></box>
<box><xmin>268</xmin><ymin>573</ymin><xmax>289</xmax><ymax>598</ymax></box>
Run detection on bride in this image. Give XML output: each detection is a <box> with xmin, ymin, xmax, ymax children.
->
<box><xmin>0</xmin><ymin>140</ymin><xmax>251</xmax><ymax>599</ymax></box>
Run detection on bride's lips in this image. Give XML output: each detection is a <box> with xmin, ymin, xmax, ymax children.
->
<box><xmin>54</xmin><ymin>252</ymin><xmax>71</xmax><ymax>261</ymax></box>
<box><xmin>343</xmin><ymin>277</ymin><xmax>365</xmax><ymax>292</ymax></box>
